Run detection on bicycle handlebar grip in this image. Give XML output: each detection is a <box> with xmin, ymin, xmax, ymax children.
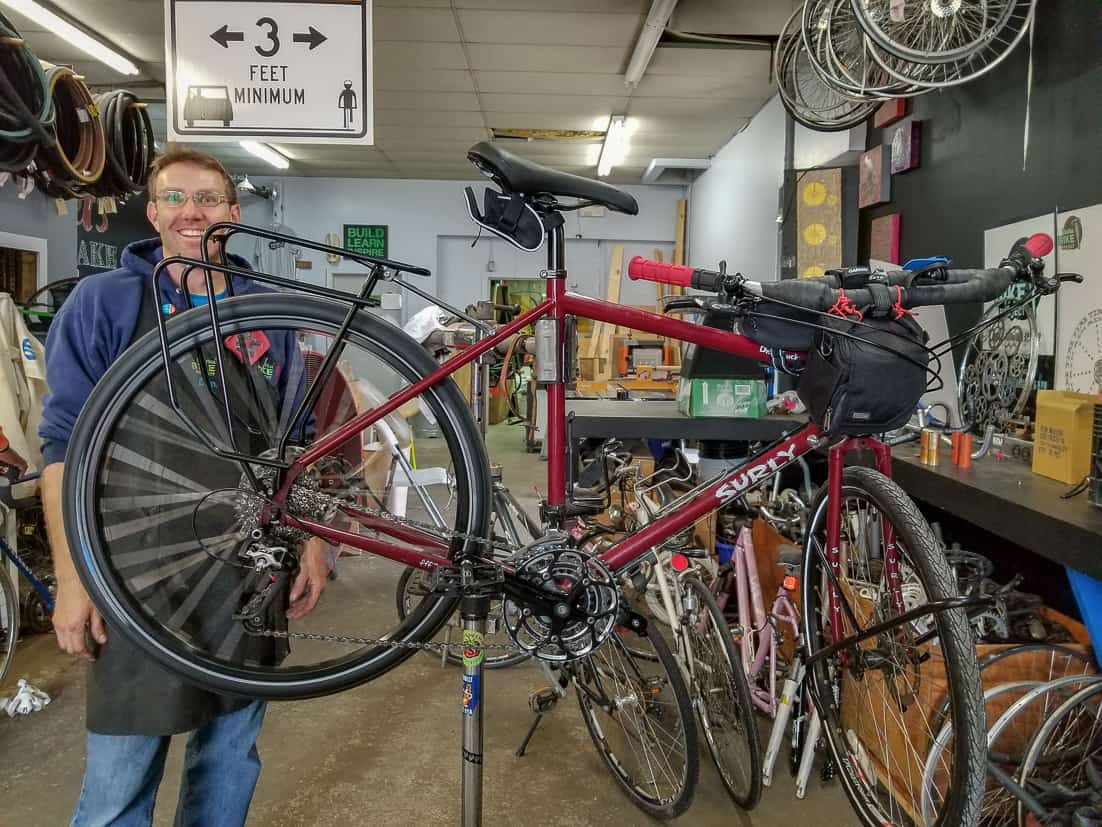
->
<box><xmin>1024</xmin><ymin>233</ymin><xmax>1053</xmax><ymax>258</ymax></box>
<box><xmin>627</xmin><ymin>257</ymin><xmax>695</xmax><ymax>287</ymax></box>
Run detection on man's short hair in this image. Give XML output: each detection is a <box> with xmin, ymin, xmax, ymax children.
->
<box><xmin>149</xmin><ymin>147</ymin><xmax>238</xmax><ymax>204</ymax></box>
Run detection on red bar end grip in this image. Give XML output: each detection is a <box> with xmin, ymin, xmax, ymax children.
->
<box><xmin>1024</xmin><ymin>233</ymin><xmax>1053</xmax><ymax>258</ymax></box>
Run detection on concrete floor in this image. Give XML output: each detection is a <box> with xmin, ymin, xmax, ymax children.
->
<box><xmin>0</xmin><ymin>424</ymin><xmax>857</xmax><ymax>826</ymax></box>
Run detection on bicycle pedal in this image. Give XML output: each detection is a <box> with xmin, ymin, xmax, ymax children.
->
<box><xmin>528</xmin><ymin>686</ymin><xmax>560</xmax><ymax>714</ymax></box>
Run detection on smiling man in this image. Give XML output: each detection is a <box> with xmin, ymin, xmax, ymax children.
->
<box><xmin>39</xmin><ymin>148</ymin><xmax>328</xmax><ymax>827</ymax></box>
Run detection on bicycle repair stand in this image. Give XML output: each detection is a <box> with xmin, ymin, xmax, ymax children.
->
<box><xmin>459</xmin><ymin>590</ymin><xmax>489</xmax><ymax>827</ymax></box>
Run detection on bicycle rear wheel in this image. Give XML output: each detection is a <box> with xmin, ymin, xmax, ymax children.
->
<box><xmin>64</xmin><ymin>294</ymin><xmax>490</xmax><ymax>699</ymax></box>
<box><xmin>573</xmin><ymin>619</ymin><xmax>699</xmax><ymax>820</ymax></box>
<box><xmin>683</xmin><ymin>575</ymin><xmax>762</xmax><ymax>809</ymax></box>
<box><xmin>802</xmin><ymin>467</ymin><xmax>985</xmax><ymax>827</ymax></box>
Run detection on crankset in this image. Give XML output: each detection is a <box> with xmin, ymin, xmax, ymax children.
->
<box><xmin>501</xmin><ymin>533</ymin><xmax>620</xmax><ymax>663</ymax></box>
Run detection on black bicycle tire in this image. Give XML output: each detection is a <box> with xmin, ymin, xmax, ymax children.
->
<box><xmin>574</xmin><ymin>621</ymin><xmax>700</xmax><ymax>820</ymax></box>
<box><xmin>0</xmin><ymin>566</ymin><xmax>18</xmax><ymax>686</ymax></box>
<box><xmin>684</xmin><ymin>575</ymin><xmax>763</xmax><ymax>809</ymax></box>
<box><xmin>801</xmin><ymin>467</ymin><xmax>985</xmax><ymax>827</ymax></box>
<box><xmin>394</xmin><ymin>567</ymin><xmax>528</xmax><ymax>670</ymax></box>
<box><xmin>64</xmin><ymin>294</ymin><xmax>491</xmax><ymax>699</ymax></box>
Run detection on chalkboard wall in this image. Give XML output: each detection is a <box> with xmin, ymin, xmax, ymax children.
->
<box><xmin>858</xmin><ymin>0</ymin><xmax>1101</xmax><ymax>282</ymax></box>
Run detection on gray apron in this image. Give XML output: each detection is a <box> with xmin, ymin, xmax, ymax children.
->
<box><xmin>86</xmin><ymin>283</ymin><xmax>289</xmax><ymax>735</ymax></box>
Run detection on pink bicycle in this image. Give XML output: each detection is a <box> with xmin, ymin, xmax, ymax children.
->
<box><xmin>63</xmin><ymin>142</ymin><xmax>1065</xmax><ymax>825</ymax></box>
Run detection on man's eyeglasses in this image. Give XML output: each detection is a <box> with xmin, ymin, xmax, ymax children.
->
<box><xmin>155</xmin><ymin>190</ymin><xmax>233</xmax><ymax>209</ymax></box>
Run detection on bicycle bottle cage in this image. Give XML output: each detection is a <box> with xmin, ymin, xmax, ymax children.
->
<box><xmin>463</xmin><ymin>186</ymin><xmax>561</xmax><ymax>253</ymax></box>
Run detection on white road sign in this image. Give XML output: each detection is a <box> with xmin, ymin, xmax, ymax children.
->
<box><xmin>164</xmin><ymin>0</ymin><xmax>373</xmax><ymax>144</ymax></box>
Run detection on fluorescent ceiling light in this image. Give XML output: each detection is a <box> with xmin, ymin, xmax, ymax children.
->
<box><xmin>1</xmin><ymin>0</ymin><xmax>139</xmax><ymax>75</ymax></box>
<box><xmin>597</xmin><ymin>116</ymin><xmax>636</xmax><ymax>178</ymax></box>
<box><xmin>240</xmin><ymin>141</ymin><xmax>290</xmax><ymax>170</ymax></box>
<box><xmin>624</xmin><ymin>0</ymin><xmax>679</xmax><ymax>87</ymax></box>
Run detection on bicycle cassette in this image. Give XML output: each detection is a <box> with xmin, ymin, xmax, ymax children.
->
<box><xmin>502</xmin><ymin>535</ymin><xmax>619</xmax><ymax>663</ymax></box>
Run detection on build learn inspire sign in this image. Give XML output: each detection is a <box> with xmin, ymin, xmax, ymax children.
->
<box><xmin>343</xmin><ymin>224</ymin><xmax>388</xmax><ymax>260</ymax></box>
<box><xmin>165</xmin><ymin>0</ymin><xmax>373</xmax><ymax>144</ymax></box>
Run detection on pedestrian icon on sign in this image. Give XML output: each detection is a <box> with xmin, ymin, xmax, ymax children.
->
<box><xmin>338</xmin><ymin>81</ymin><xmax>357</xmax><ymax>129</ymax></box>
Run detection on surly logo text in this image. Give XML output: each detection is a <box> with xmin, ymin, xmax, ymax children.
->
<box><xmin>715</xmin><ymin>445</ymin><xmax>798</xmax><ymax>503</ymax></box>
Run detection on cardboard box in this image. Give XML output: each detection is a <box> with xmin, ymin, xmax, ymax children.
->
<box><xmin>1032</xmin><ymin>390</ymin><xmax>1098</xmax><ymax>484</ymax></box>
<box><xmin>677</xmin><ymin>378</ymin><xmax>766</xmax><ymax>418</ymax></box>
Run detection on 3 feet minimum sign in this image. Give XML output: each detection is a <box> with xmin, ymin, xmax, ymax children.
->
<box><xmin>165</xmin><ymin>0</ymin><xmax>373</xmax><ymax>144</ymax></box>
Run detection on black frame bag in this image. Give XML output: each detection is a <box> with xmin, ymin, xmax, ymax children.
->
<box><xmin>797</xmin><ymin>313</ymin><xmax>929</xmax><ymax>434</ymax></box>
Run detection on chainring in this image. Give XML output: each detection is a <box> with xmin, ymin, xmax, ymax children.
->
<box><xmin>502</xmin><ymin>534</ymin><xmax>619</xmax><ymax>663</ymax></box>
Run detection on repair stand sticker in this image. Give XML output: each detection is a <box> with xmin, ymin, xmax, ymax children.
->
<box><xmin>462</xmin><ymin>673</ymin><xmax>480</xmax><ymax>717</ymax></box>
<box><xmin>462</xmin><ymin>630</ymin><xmax>485</xmax><ymax>667</ymax></box>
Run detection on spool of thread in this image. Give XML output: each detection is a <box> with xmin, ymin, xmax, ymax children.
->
<box><xmin>921</xmin><ymin>428</ymin><xmax>940</xmax><ymax>465</ymax></box>
<box><xmin>951</xmin><ymin>432</ymin><xmax>962</xmax><ymax>465</ymax></box>
<box><xmin>958</xmin><ymin>432</ymin><xmax>973</xmax><ymax>468</ymax></box>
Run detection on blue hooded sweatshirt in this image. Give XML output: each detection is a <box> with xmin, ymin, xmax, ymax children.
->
<box><xmin>40</xmin><ymin>237</ymin><xmax>300</xmax><ymax>465</ymax></box>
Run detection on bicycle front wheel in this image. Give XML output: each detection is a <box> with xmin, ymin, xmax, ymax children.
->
<box><xmin>0</xmin><ymin>565</ymin><xmax>18</xmax><ymax>686</ymax></box>
<box><xmin>802</xmin><ymin>467</ymin><xmax>985</xmax><ymax>827</ymax></box>
<box><xmin>573</xmin><ymin>619</ymin><xmax>699</xmax><ymax>820</ymax></box>
<box><xmin>683</xmin><ymin>575</ymin><xmax>762</xmax><ymax>809</ymax></box>
<box><xmin>64</xmin><ymin>294</ymin><xmax>491</xmax><ymax>699</ymax></box>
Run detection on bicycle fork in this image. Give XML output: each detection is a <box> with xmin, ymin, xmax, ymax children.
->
<box><xmin>761</xmin><ymin>652</ymin><xmax>822</xmax><ymax>798</ymax></box>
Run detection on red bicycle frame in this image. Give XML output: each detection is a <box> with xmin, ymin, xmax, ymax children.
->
<box><xmin>274</xmin><ymin>225</ymin><xmax>900</xmax><ymax>649</ymax></box>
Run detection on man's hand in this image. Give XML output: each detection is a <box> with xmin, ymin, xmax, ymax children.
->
<box><xmin>53</xmin><ymin>580</ymin><xmax>107</xmax><ymax>662</ymax></box>
<box><xmin>287</xmin><ymin>539</ymin><xmax>329</xmax><ymax>620</ymax></box>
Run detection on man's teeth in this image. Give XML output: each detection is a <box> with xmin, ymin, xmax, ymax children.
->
<box><xmin>179</xmin><ymin>229</ymin><xmax>205</xmax><ymax>237</ymax></box>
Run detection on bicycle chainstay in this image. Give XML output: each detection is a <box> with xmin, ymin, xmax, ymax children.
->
<box><xmin>244</xmin><ymin>501</ymin><xmax>527</xmax><ymax>651</ymax></box>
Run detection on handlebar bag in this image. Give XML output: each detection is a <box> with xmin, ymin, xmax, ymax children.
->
<box><xmin>738</xmin><ymin>301</ymin><xmax>819</xmax><ymax>352</ymax></box>
<box><xmin>797</xmin><ymin>314</ymin><xmax>929</xmax><ymax>434</ymax></box>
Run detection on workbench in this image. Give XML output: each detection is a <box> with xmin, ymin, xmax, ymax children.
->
<box><xmin>891</xmin><ymin>450</ymin><xmax>1102</xmax><ymax>581</ymax></box>
<box><xmin>565</xmin><ymin>399</ymin><xmax>802</xmax><ymax>442</ymax></box>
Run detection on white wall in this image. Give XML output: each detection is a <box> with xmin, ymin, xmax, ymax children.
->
<box><xmin>686</xmin><ymin>94</ymin><xmax>786</xmax><ymax>282</ymax></box>
<box><xmin>244</xmin><ymin>175</ymin><xmax>685</xmax><ymax>318</ymax></box>
<box><xmin>793</xmin><ymin>121</ymin><xmax>866</xmax><ymax>170</ymax></box>
<box><xmin>0</xmin><ymin>183</ymin><xmax>77</xmax><ymax>281</ymax></box>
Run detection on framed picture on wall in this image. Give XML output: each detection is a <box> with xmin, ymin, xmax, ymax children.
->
<box><xmin>858</xmin><ymin>145</ymin><xmax>891</xmax><ymax>209</ymax></box>
<box><xmin>890</xmin><ymin>120</ymin><xmax>921</xmax><ymax>174</ymax></box>
<box><xmin>869</xmin><ymin>213</ymin><xmax>902</xmax><ymax>264</ymax></box>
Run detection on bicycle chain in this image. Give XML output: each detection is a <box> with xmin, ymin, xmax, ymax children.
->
<box><xmin>247</xmin><ymin>627</ymin><xmax>524</xmax><ymax>653</ymax></box>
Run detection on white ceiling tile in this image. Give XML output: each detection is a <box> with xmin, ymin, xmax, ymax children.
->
<box><xmin>375</xmin><ymin>41</ymin><xmax>470</xmax><ymax>71</ymax></box>
<box><xmin>457</xmin><ymin>11</ymin><xmax>644</xmax><ymax>47</ymax></box>
<box><xmin>378</xmin><ymin>125</ymin><xmax>490</xmax><ymax>143</ymax></box>
<box><xmin>377</xmin><ymin>0</ymin><xmax>451</xmax><ymax>6</ymax></box>
<box><xmin>480</xmin><ymin>94</ymin><xmax>628</xmax><ymax>115</ymax></box>
<box><xmin>375</xmin><ymin>70</ymin><xmax>476</xmax><ymax>92</ymax></box>
<box><xmin>474</xmin><ymin>71</ymin><xmax>626</xmax><ymax>96</ymax></box>
<box><xmin>644</xmin><ymin>46</ymin><xmax>772</xmax><ymax>79</ymax></box>
<box><xmin>384</xmin><ymin>147</ymin><xmax>478</xmax><ymax>161</ymax></box>
<box><xmin>669</xmin><ymin>0</ymin><xmax>801</xmax><ymax>36</ymax></box>
<box><xmin>376</xmin><ymin>109</ymin><xmax>487</xmax><ymax>127</ymax></box>
<box><xmin>375</xmin><ymin>7</ymin><xmax>461</xmax><ymax>41</ymax></box>
<box><xmin>628</xmin><ymin>96</ymin><xmax>764</xmax><ymax>118</ymax></box>
<box><xmin>465</xmin><ymin>44</ymin><xmax>628</xmax><ymax>73</ymax></box>
<box><xmin>374</xmin><ymin>91</ymin><xmax>481</xmax><ymax>111</ymax></box>
<box><xmin>488</xmin><ymin>113</ymin><xmax>617</xmax><ymax>131</ymax></box>
<box><xmin>454</xmin><ymin>0</ymin><xmax>649</xmax><ymax>11</ymax></box>
<box><xmin>633</xmin><ymin>73</ymin><xmax>774</xmax><ymax>99</ymax></box>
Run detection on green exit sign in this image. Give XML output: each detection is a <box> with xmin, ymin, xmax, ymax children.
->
<box><xmin>343</xmin><ymin>224</ymin><xmax>388</xmax><ymax>259</ymax></box>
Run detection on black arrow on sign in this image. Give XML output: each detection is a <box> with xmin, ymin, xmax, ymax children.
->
<box><xmin>292</xmin><ymin>26</ymin><xmax>327</xmax><ymax>50</ymax></box>
<box><xmin>210</xmin><ymin>25</ymin><xmax>245</xmax><ymax>48</ymax></box>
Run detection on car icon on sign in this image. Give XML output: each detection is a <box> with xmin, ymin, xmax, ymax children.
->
<box><xmin>183</xmin><ymin>85</ymin><xmax>234</xmax><ymax>127</ymax></box>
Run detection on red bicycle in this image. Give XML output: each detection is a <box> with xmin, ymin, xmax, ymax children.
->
<box><xmin>65</xmin><ymin>142</ymin><xmax>1063</xmax><ymax>825</ymax></box>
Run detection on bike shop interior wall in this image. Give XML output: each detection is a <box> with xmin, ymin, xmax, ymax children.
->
<box><xmin>686</xmin><ymin>94</ymin><xmax>786</xmax><ymax>283</ymax></box>
<box><xmin>0</xmin><ymin>184</ymin><xmax>77</xmax><ymax>284</ymax></box>
<box><xmin>237</xmin><ymin>176</ymin><xmax>687</xmax><ymax>319</ymax></box>
<box><xmin>857</xmin><ymin>0</ymin><xmax>1102</xmax><ymax>338</ymax></box>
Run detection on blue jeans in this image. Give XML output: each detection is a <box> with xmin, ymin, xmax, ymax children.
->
<box><xmin>71</xmin><ymin>701</ymin><xmax>267</xmax><ymax>827</ymax></box>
